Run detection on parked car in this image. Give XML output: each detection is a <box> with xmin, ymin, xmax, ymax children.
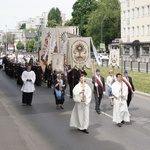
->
<box><xmin>98</xmin><ymin>53</ymin><xmax>109</xmax><ymax>60</ymax></box>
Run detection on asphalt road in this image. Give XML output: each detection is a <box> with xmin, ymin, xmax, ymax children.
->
<box><xmin>0</xmin><ymin>69</ymin><xmax>150</xmax><ymax>150</ymax></box>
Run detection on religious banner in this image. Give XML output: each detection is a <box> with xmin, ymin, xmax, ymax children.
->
<box><xmin>52</xmin><ymin>53</ymin><xmax>64</xmax><ymax>72</ymax></box>
<box><xmin>68</xmin><ymin>37</ymin><xmax>91</xmax><ymax>68</ymax></box>
<box><xmin>108</xmin><ymin>48</ymin><xmax>120</xmax><ymax>66</ymax></box>
<box><xmin>39</xmin><ymin>28</ymin><xmax>56</xmax><ymax>71</ymax></box>
<box><xmin>56</xmin><ymin>26</ymin><xmax>78</xmax><ymax>54</ymax></box>
<box><xmin>91</xmin><ymin>38</ymin><xmax>102</xmax><ymax>65</ymax></box>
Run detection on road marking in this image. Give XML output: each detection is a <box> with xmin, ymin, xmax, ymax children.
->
<box><xmin>66</xmin><ymin>94</ymin><xmax>113</xmax><ymax>119</ymax></box>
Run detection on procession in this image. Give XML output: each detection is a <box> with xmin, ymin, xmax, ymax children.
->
<box><xmin>0</xmin><ymin>0</ymin><xmax>150</xmax><ymax>149</ymax></box>
<box><xmin>1</xmin><ymin>26</ymin><xmax>135</xmax><ymax>133</ymax></box>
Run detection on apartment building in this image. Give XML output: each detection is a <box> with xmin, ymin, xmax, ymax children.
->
<box><xmin>121</xmin><ymin>0</ymin><xmax>150</xmax><ymax>58</ymax></box>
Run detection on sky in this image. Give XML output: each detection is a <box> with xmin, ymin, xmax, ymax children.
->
<box><xmin>0</xmin><ymin>0</ymin><xmax>77</xmax><ymax>31</ymax></box>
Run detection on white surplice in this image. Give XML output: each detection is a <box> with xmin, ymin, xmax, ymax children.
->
<box><xmin>70</xmin><ymin>82</ymin><xmax>92</xmax><ymax>130</ymax></box>
<box><xmin>21</xmin><ymin>70</ymin><xmax>36</xmax><ymax>92</ymax></box>
<box><xmin>111</xmin><ymin>81</ymin><xmax>130</xmax><ymax>124</ymax></box>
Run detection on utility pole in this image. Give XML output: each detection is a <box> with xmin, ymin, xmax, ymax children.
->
<box><xmin>36</xmin><ymin>17</ymin><xmax>44</xmax><ymax>53</ymax></box>
<box><xmin>100</xmin><ymin>17</ymin><xmax>104</xmax><ymax>52</ymax></box>
<box><xmin>5</xmin><ymin>25</ymin><xmax>7</xmax><ymax>53</ymax></box>
<box><xmin>100</xmin><ymin>17</ymin><xmax>104</xmax><ymax>43</ymax></box>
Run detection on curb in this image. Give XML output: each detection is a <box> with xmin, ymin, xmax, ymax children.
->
<box><xmin>85</xmin><ymin>78</ymin><xmax>150</xmax><ymax>98</ymax></box>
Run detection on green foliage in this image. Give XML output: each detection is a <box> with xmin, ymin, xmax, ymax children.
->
<box><xmin>64</xmin><ymin>19</ymin><xmax>74</xmax><ymax>26</ymax></box>
<box><xmin>85</xmin><ymin>66</ymin><xmax>150</xmax><ymax>94</ymax></box>
<box><xmin>20</xmin><ymin>23</ymin><xmax>26</xmax><ymax>30</ymax></box>
<box><xmin>16</xmin><ymin>40</ymin><xmax>24</xmax><ymax>50</ymax></box>
<box><xmin>87</xmin><ymin>0</ymin><xmax>121</xmax><ymax>47</ymax></box>
<box><xmin>26</xmin><ymin>39</ymin><xmax>35</xmax><ymax>52</ymax></box>
<box><xmin>72</xmin><ymin>0</ymin><xmax>97</xmax><ymax>36</ymax></box>
<box><xmin>47</xmin><ymin>19</ymin><xmax>61</xmax><ymax>28</ymax></box>
<box><xmin>6</xmin><ymin>33</ymin><xmax>15</xmax><ymax>44</ymax></box>
<box><xmin>47</xmin><ymin>7</ymin><xmax>62</xmax><ymax>27</ymax></box>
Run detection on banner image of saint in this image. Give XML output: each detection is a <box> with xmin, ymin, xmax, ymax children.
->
<box><xmin>108</xmin><ymin>49</ymin><xmax>120</xmax><ymax>66</ymax></box>
<box><xmin>39</xmin><ymin>28</ymin><xmax>56</xmax><ymax>72</ymax></box>
<box><xmin>56</xmin><ymin>26</ymin><xmax>78</xmax><ymax>54</ymax></box>
<box><xmin>68</xmin><ymin>37</ymin><xmax>91</xmax><ymax>68</ymax></box>
<box><xmin>52</xmin><ymin>53</ymin><xmax>64</xmax><ymax>72</ymax></box>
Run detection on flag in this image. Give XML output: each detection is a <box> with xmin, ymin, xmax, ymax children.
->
<box><xmin>68</xmin><ymin>37</ymin><xmax>91</xmax><ymax>68</ymax></box>
<box><xmin>52</xmin><ymin>53</ymin><xmax>64</xmax><ymax>72</ymax></box>
<box><xmin>108</xmin><ymin>49</ymin><xmax>120</xmax><ymax>66</ymax></box>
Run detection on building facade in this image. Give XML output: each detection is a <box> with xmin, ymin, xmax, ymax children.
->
<box><xmin>121</xmin><ymin>0</ymin><xmax>150</xmax><ymax>60</ymax></box>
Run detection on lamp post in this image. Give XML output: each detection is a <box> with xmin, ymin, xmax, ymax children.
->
<box><xmin>5</xmin><ymin>25</ymin><xmax>8</xmax><ymax>53</ymax></box>
<box><xmin>36</xmin><ymin>17</ymin><xmax>44</xmax><ymax>53</ymax></box>
<box><xmin>100</xmin><ymin>17</ymin><xmax>104</xmax><ymax>44</ymax></box>
<box><xmin>100</xmin><ymin>16</ymin><xmax>104</xmax><ymax>52</ymax></box>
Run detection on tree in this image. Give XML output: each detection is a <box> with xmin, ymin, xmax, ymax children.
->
<box><xmin>47</xmin><ymin>19</ymin><xmax>60</xmax><ymax>28</ymax></box>
<box><xmin>16</xmin><ymin>40</ymin><xmax>24</xmax><ymax>50</ymax></box>
<box><xmin>64</xmin><ymin>19</ymin><xmax>74</xmax><ymax>26</ymax></box>
<box><xmin>87</xmin><ymin>0</ymin><xmax>121</xmax><ymax>47</ymax></box>
<box><xmin>71</xmin><ymin>0</ymin><xmax>97</xmax><ymax>36</ymax></box>
<box><xmin>26</xmin><ymin>39</ymin><xmax>35</xmax><ymax>52</ymax></box>
<box><xmin>47</xmin><ymin>7</ymin><xmax>62</xmax><ymax>27</ymax></box>
<box><xmin>20</xmin><ymin>23</ymin><xmax>26</xmax><ymax>30</ymax></box>
<box><xmin>5</xmin><ymin>32</ymin><xmax>15</xmax><ymax>44</ymax></box>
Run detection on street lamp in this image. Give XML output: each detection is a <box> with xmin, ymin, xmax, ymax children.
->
<box><xmin>5</xmin><ymin>25</ymin><xmax>8</xmax><ymax>53</ymax></box>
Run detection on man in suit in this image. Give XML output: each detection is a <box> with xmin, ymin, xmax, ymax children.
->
<box><xmin>122</xmin><ymin>70</ymin><xmax>135</xmax><ymax>107</ymax></box>
<box><xmin>92</xmin><ymin>69</ymin><xmax>105</xmax><ymax>114</ymax></box>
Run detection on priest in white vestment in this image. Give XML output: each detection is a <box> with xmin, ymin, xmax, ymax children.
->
<box><xmin>70</xmin><ymin>75</ymin><xmax>92</xmax><ymax>134</ymax></box>
<box><xmin>111</xmin><ymin>73</ymin><xmax>130</xmax><ymax>127</ymax></box>
<box><xmin>21</xmin><ymin>65</ymin><xmax>36</xmax><ymax>106</ymax></box>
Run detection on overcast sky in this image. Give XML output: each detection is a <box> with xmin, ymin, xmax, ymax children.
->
<box><xmin>0</xmin><ymin>0</ymin><xmax>77</xmax><ymax>31</ymax></box>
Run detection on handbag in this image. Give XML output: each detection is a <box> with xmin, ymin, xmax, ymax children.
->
<box><xmin>55</xmin><ymin>88</ymin><xmax>62</xmax><ymax>100</ymax></box>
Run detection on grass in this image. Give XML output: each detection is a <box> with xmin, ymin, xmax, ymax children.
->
<box><xmin>85</xmin><ymin>65</ymin><xmax>150</xmax><ymax>94</ymax></box>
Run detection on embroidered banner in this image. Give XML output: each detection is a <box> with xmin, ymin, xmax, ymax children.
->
<box><xmin>39</xmin><ymin>28</ymin><xmax>56</xmax><ymax>71</ymax></box>
<box><xmin>52</xmin><ymin>53</ymin><xmax>64</xmax><ymax>72</ymax></box>
<box><xmin>108</xmin><ymin>49</ymin><xmax>120</xmax><ymax>66</ymax></box>
<box><xmin>68</xmin><ymin>37</ymin><xmax>91</xmax><ymax>68</ymax></box>
<box><xmin>90</xmin><ymin>38</ymin><xmax>102</xmax><ymax>66</ymax></box>
<box><xmin>56</xmin><ymin>26</ymin><xmax>78</xmax><ymax>54</ymax></box>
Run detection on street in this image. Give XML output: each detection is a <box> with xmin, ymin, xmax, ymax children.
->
<box><xmin>0</xmin><ymin>69</ymin><xmax>150</xmax><ymax>150</ymax></box>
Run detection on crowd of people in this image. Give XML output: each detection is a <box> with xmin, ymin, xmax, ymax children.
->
<box><xmin>1</xmin><ymin>53</ymin><xmax>135</xmax><ymax>134</ymax></box>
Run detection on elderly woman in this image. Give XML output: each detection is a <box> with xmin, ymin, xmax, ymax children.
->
<box><xmin>53</xmin><ymin>73</ymin><xmax>66</xmax><ymax>109</ymax></box>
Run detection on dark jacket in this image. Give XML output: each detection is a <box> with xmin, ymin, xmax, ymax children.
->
<box><xmin>92</xmin><ymin>76</ymin><xmax>105</xmax><ymax>95</ymax></box>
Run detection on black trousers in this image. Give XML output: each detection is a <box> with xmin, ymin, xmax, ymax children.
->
<box><xmin>22</xmin><ymin>92</ymin><xmax>33</xmax><ymax>105</ymax></box>
<box><xmin>127</xmin><ymin>92</ymin><xmax>132</xmax><ymax>107</ymax></box>
<box><xmin>69</xmin><ymin>84</ymin><xmax>73</xmax><ymax>97</ymax></box>
<box><xmin>94</xmin><ymin>93</ymin><xmax>103</xmax><ymax>112</ymax></box>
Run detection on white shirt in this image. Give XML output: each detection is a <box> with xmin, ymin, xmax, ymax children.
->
<box><xmin>106</xmin><ymin>75</ymin><xmax>116</xmax><ymax>88</ymax></box>
<box><xmin>21</xmin><ymin>70</ymin><xmax>36</xmax><ymax>92</ymax></box>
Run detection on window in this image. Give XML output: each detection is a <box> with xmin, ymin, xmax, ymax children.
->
<box><xmin>147</xmin><ymin>25</ymin><xmax>150</xmax><ymax>36</ymax></box>
<box><xmin>127</xmin><ymin>10</ymin><xmax>130</xmax><ymax>18</ymax></box>
<box><xmin>142</xmin><ymin>26</ymin><xmax>144</xmax><ymax>36</ymax></box>
<box><xmin>132</xmin><ymin>9</ymin><xmax>135</xmax><ymax>18</ymax></box>
<box><xmin>137</xmin><ymin>8</ymin><xmax>139</xmax><ymax>18</ymax></box>
<box><xmin>123</xmin><ymin>11</ymin><xmax>126</xmax><ymax>20</ymax></box>
<box><xmin>127</xmin><ymin>27</ymin><xmax>130</xmax><ymax>36</ymax></box>
<box><xmin>132</xmin><ymin>27</ymin><xmax>134</xmax><ymax>36</ymax></box>
<box><xmin>123</xmin><ymin>28</ymin><xmax>126</xmax><ymax>37</ymax></box>
<box><xmin>148</xmin><ymin>5</ymin><xmax>150</xmax><ymax>15</ymax></box>
<box><xmin>142</xmin><ymin>7</ymin><xmax>144</xmax><ymax>17</ymax></box>
<box><xmin>137</xmin><ymin>26</ymin><xmax>139</xmax><ymax>36</ymax></box>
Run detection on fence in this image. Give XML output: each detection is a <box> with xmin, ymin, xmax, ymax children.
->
<box><xmin>101</xmin><ymin>57</ymin><xmax>150</xmax><ymax>73</ymax></box>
